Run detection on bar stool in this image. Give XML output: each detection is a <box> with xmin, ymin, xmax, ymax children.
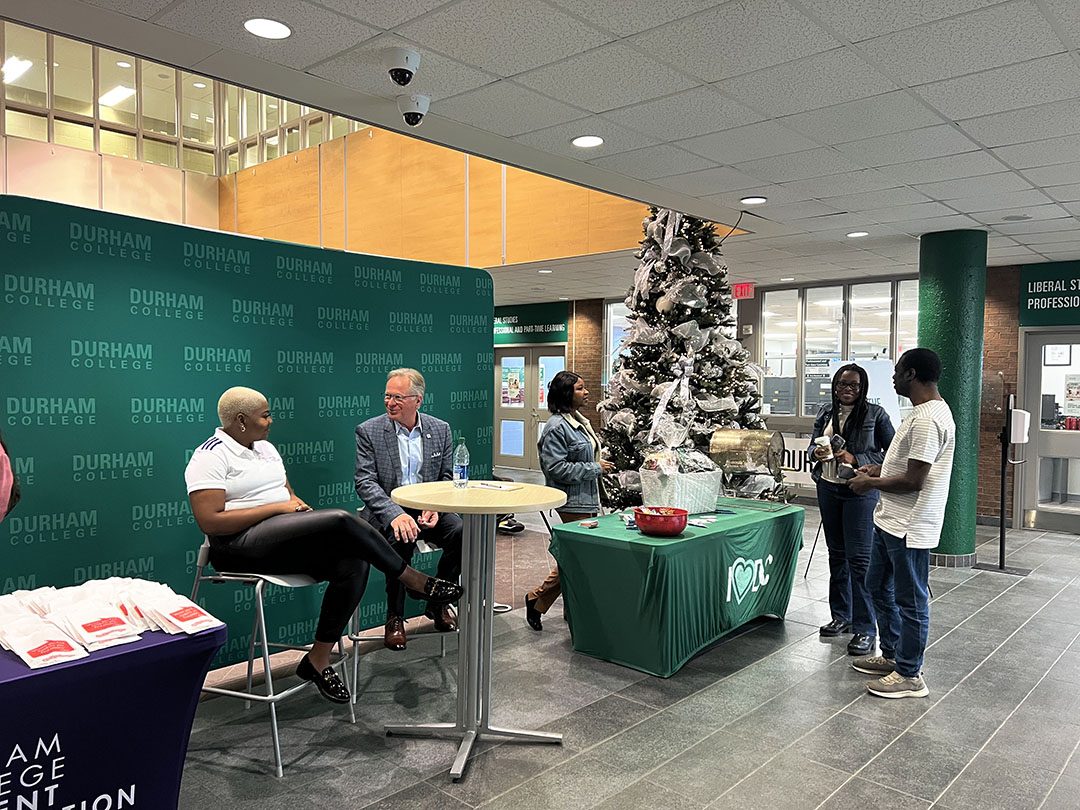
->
<box><xmin>190</xmin><ymin>537</ymin><xmax>355</xmax><ymax>777</ymax></box>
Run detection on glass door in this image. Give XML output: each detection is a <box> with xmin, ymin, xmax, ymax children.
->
<box><xmin>1021</xmin><ymin>331</ymin><xmax>1080</xmax><ymax>531</ymax></box>
<box><xmin>493</xmin><ymin>347</ymin><xmax>565</xmax><ymax>470</ymax></box>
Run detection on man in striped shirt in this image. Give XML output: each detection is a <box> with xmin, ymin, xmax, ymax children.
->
<box><xmin>847</xmin><ymin>348</ymin><xmax>955</xmax><ymax>699</ymax></box>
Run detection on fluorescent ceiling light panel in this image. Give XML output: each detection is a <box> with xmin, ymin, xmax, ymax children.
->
<box><xmin>99</xmin><ymin>85</ymin><xmax>136</xmax><ymax>107</ymax></box>
<box><xmin>1</xmin><ymin>57</ymin><xmax>33</xmax><ymax>84</ymax></box>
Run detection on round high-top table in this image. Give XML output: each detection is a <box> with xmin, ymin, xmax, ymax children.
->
<box><xmin>386</xmin><ymin>480</ymin><xmax>566</xmax><ymax>781</ymax></box>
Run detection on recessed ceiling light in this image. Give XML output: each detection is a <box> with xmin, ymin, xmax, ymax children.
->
<box><xmin>1001</xmin><ymin>214</ymin><xmax>1031</xmax><ymax>221</ymax></box>
<box><xmin>571</xmin><ymin>135</ymin><xmax>604</xmax><ymax>148</ymax></box>
<box><xmin>1</xmin><ymin>57</ymin><xmax>33</xmax><ymax>84</ymax></box>
<box><xmin>268</xmin><ymin>103</ymin><xmax>278</xmax><ymax>110</ymax></box>
<box><xmin>192</xmin><ymin>81</ymin><xmax>207</xmax><ymax>89</ymax></box>
<box><xmin>779</xmin><ymin>276</ymin><xmax>795</xmax><ymax>282</ymax></box>
<box><xmin>99</xmin><ymin>85</ymin><xmax>136</xmax><ymax>107</ymax></box>
<box><xmin>115</xmin><ymin>60</ymin><xmax>132</xmax><ymax>69</ymax></box>
<box><xmin>538</xmin><ymin>269</ymin><xmax>553</xmax><ymax>274</ymax></box>
<box><xmin>740</xmin><ymin>196</ymin><xmax>768</xmax><ymax>205</ymax></box>
<box><xmin>558</xmin><ymin>296</ymin><xmax>569</xmax><ymax>300</ymax></box>
<box><xmin>244</xmin><ymin>18</ymin><xmax>292</xmax><ymax>39</ymax></box>
<box><xmin>847</xmin><ymin>231</ymin><xmax>869</xmax><ymax>238</ymax></box>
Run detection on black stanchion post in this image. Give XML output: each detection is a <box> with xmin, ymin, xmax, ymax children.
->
<box><xmin>974</xmin><ymin>393</ymin><xmax>1030</xmax><ymax>576</ymax></box>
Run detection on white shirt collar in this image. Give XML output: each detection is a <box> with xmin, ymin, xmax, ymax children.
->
<box><xmin>393</xmin><ymin>413</ymin><xmax>423</xmax><ymax>436</ymax></box>
<box><xmin>214</xmin><ymin>426</ymin><xmax>257</xmax><ymax>458</ymax></box>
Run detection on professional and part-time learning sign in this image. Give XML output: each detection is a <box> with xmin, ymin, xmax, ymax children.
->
<box><xmin>1019</xmin><ymin>262</ymin><xmax>1080</xmax><ymax>327</ymax></box>
<box><xmin>0</xmin><ymin>194</ymin><xmax>494</xmax><ymax>665</ymax></box>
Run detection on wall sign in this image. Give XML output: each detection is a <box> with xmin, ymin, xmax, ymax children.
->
<box><xmin>1019</xmin><ymin>262</ymin><xmax>1080</xmax><ymax>327</ymax></box>
<box><xmin>493</xmin><ymin>302</ymin><xmax>568</xmax><ymax>345</ymax></box>
<box><xmin>732</xmin><ymin>282</ymin><xmax>755</xmax><ymax>300</ymax></box>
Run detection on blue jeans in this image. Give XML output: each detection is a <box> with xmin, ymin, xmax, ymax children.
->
<box><xmin>816</xmin><ymin>481</ymin><xmax>878</xmax><ymax>635</ymax></box>
<box><xmin>866</xmin><ymin>527</ymin><xmax>931</xmax><ymax>677</ymax></box>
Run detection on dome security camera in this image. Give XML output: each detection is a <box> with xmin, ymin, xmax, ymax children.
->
<box><xmin>397</xmin><ymin>93</ymin><xmax>430</xmax><ymax>127</ymax></box>
<box><xmin>383</xmin><ymin>47</ymin><xmax>421</xmax><ymax>87</ymax></box>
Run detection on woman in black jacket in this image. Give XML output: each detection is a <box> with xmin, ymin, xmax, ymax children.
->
<box><xmin>809</xmin><ymin>364</ymin><xmax>895</xmax><ymax>656</ymax></box>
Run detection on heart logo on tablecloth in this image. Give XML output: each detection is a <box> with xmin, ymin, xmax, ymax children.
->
<box><xmin>729</xmin><ymin>558</ymin><xmax>755</xmax><ymax>605</ymax></box>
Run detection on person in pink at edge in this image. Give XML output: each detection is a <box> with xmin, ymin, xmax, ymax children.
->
<box><xmin>0</xmin><ymin>432</ymin><xmax>15</xmax><ymax>523</ymax></box>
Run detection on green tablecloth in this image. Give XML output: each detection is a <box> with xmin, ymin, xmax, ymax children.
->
<box><xmin>550</xmin><ymin>499</ymin><xmax>805</xmax><ymax>677</ymax></box>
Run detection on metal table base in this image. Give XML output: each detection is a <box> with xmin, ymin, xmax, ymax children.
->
<box><xmin>385</xmin><ymin>513</ymin><xmax>562</xmax><ymax>780</ymax></box>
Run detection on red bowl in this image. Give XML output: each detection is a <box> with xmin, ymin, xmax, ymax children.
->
<box><xmin>633</xmin><ymin>507</ymin><xmax>688</xmax><ymax>537</ymax></box>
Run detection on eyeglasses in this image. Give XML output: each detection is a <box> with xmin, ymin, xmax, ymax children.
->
<box><xmin>835</xmin><ymin>381</ymin><xmax>861</xmax><ymax>390</ymax></box>
<box><xmin>384</xmin><ymin>394</ymin><xmax>418</xmax><ymax>403</ymax></box>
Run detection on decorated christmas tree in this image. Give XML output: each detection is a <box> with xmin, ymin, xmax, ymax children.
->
<box><xmin>598</xmin><ymin>208</ymin><xmax>765</xmax><ymax>508</ymax></box>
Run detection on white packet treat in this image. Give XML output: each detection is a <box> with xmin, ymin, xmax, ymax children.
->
<box><xmin>141</xmin><ymin>594</ymin><xmax>224</xmax><ymax>634</ymax></box>
<box><xmin>49</xmin><ymin>600</ymin><xmax>139</xmax><ymax>648</ymax></box>
<box><xmin>3</xmin><ymin>617</ymin><xmax>88</xmax><ymax>669</ymax></box>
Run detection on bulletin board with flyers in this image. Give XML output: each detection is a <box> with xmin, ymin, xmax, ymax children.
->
<box><xmin>0</xmin><ymin>195</ymin><xmax>494</xmax><ymax>667</ymax></box>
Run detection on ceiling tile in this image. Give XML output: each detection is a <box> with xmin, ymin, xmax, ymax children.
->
<box><xmin>913</xmin><ymin>171</ymin><xmax>1033</xmax><ymax>200</ymax></box>
<box><xmin>970</xmin><ymin>203</ymin><xmax>1071</xmax><ymax>224</ymax></box>
<box><xmin>678</xmin><ymin>121</ymin><xmax>817</xmax><ymax>164</ymax></box>
<box><xmin>793</xmin><ymin>212</ymin><xmax>881</xmax><ymax>232</ymax></box>
<box><xmin>876</xmin><ymin>150</ymin><xmax>1003</xmax><ymax>185</ymax></box>
<box><xmin>513</xmin><ymin>116</ymin><xmax>658</xmax><ymax>158</ymax></box>
<box><xmin>313</xmin><ymin>33</ymin><xmax>495</xmax><ymax>101</ymax></box>
<box><xmin>1044</xmin><ymin>183</ymin><xmax>1080</xmax><ymax>203</ymax></box>
<box><xmin>1023</xmin><ymin>164</ymin><xmax>1080</xmax><ymax>187</ymax></box>
<box><xmin>1016</xmin><ymin>228</ymin><xmax>1080</xmax><ymax>244</ymax></box>
<box><xmin>1036</xmin><ymin>245</ymin><xmax>1080</xmax><ymax>257</ymax></box>
<box><xmin>395</xmin><ymin>0</ymin><xmax>611</xmax><ymax>76</ymax></box>
<box><xmin>317</xmin><ymin>0</ymin><xmax>451</xmax><ymax>28</ymax></box>
<box><xmin>750</xmin><ymin>201</ymin><xmax>845</xmax><ymax>221</ymax></box>
<box><xmin>960</xmin><ymin>99</ymin><xmax>1080</xmax><ymax>147</ymax></box>
<box><xmin>1060</xmin><ymin>202</ymin><xmax>1080</xmax><ymax>217</ymax></box>
<box><xmin>602</xmin><ymin>87</ymin><xmax>764</xmax><ymax>141</ymax></box>
<box><xmin>913</xmin><ymin>55</ymin><xmax>1080</xmax><ymax>121</ymax></box>
<box><xmin>781</xmin><ymin>169</ymin><xmax>902</xmax><ymax>198</ymax></box>
<box><xmin>946</xmin><ymin>188</ymin><xmax>1052</xmax><ymax>213</ymax></box>
<box><xmin>628</xmin><ymin>0</ymin><xmax>838</xmax><ymax>83</ymax></box>
<box><xmin>820</xmin><ymin>186</ymin><xmax>931</xmax><ymax>211</ymax></box>
<box><xmin>795</xmin><ymin>0</ymin><xmax>1001</xmax><ymax>41</ymax></box>
<box><xmin>893</xmin><ymin>214</ymin><xmax>984</xmax><ymax>235</ymax></box>
<box><xmin>735</xmin><ymin>147</ymin><xmax>862</xmax><ymax>183</ymax></box>
<box><xmin>865</xmin><ymin>201</ymin><xmax>956</xmax><ymax>222</ymax></box>
<box><xmin>994</xmin><ymin>216</ymin><xmax>1078</xmax><ymax>234</ymax></box>
<box><xmin>715</xmin><ymin>47</ymin><xmax>897</xmax><ymax>118</ymax></box>
<box><xmin>431</xmin><ymin>81</ymin><xmax>587</xmax><ymax>137</ymax></box>
<box><xmin>157</xmin><ymin>0</ymin><xmax>379</xmax><ymax>70</ymax></box>
<box><xmin>701</xmin><ymin>184</ymin><xmax>817</xmax><ymax>208</ymax></box>
<box><xmin>991</xmin><ymin>134</ymin><xmax>1080</xmax><ymax>169</ymax></box>
<box><xmin>80</xmin><ymin>0</ymin><xmax>176</xmax><ymax>18</ymax></box>
<box><xmin>651</xmin><ymin>166</ymin><xmax>767</xmax><ymax>196</ymax></box>
<box><xmin>855</xmin><ymin>0</ymin><xmax>1061</xmax><ymax>85</ymax></box>
<box><xmin>1041</xmin><ymin>0</ymin><xmax>1080</xmax><ymax>45</ymax></box>
<box><xmin>588</xmin><ymin>144</ymin><xmax>717</xmax><ymax>180</ymax></box>
<box><xmin>546</xmin><ymin>0</ymin><xmax>720</xmax><ymax>37</ymax></box>
<box><xmin>778</xmin><ymin>90</ymin><xmax>943</xmax><ymax>144</ymax></box>
<box><xmin>987</xmin><ymin>245</ymin><xmax>1043</xmax><ymax>258</ymax></box>
<box><xmin>837</xmin><ymin>125</ymin><xmax>979</xmax><ymax>167</ymax></box>
<box><xmin>513</xmin><ymin>41</ymin><xmax>698</xmax><ymax>113</ymax></box>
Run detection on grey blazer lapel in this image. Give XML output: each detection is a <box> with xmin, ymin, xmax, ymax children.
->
<box><xmin>420</xmin><ymin>421</ymin><xmax>442</xmax><ymax>482</ymax></box>
<box><xmin>383</xmin><ymin>416</ymin><xmax>401</xmax><ymax>491</ymax></box>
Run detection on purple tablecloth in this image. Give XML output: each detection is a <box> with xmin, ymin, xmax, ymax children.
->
<box><xmin>0</xmin><ymin>625</ymin><xmax>225</xmax><ymax>810</ymax></box>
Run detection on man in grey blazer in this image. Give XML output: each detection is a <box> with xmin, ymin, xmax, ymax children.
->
<box><xmin>355</xmin><ymin>368</ymin><xmax>462</xmax><ymax>650</ymax></box>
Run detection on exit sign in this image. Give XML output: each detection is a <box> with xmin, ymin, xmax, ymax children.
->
<box><xmin>732</xmin><ymin>282</ymin><xmax>756</xmax><ymax>300</ymax></box>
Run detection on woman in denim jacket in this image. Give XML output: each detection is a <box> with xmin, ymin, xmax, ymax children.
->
<box><xmin>524</xmin><ymin>371</ymin><xmax>615</xmax><ymax>631</ymax></box>
<box><xmin>809</xmin><ymin>363</ymin><xmax>895</xmax><ymax>657</ymax></box>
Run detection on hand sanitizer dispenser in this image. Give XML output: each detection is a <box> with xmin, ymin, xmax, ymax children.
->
<box><xmin>1010</xmin><ymin>408</ymin><xmax>1030</xmax><ymax>445</ymax></box>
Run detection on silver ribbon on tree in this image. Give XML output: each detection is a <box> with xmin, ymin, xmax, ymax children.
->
<box><xmin>632</xmin><ymin>209</ymin><xmax>683</xmax><ymax>306</ymax></box>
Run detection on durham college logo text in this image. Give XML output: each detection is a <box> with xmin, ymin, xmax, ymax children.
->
<box><xmin>726</xmin><ymin>555</ymin><xmax>773</xmax><ymax>605</ymax></box>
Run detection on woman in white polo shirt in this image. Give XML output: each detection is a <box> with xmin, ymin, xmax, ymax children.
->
<box><xmin>185</xmin><ymin>386</ymin><xmax>463</xmax><ymax>704</ymax></box>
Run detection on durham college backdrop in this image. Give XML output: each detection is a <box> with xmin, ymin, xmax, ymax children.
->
<box><xmin>0</xmin><ymin>195</ymin><xmax>494</xmax><ymax>666</ymax></box>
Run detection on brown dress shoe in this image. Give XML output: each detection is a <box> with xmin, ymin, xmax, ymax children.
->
<box><xmin>384</xmin><ymin>616</ymin><xmax>407</xmax><ymax>650</ymax></box>
<box><xmin>424</xmin><ymin>604</ymin><xmax>458</xmax><ymax>632</ymax></box>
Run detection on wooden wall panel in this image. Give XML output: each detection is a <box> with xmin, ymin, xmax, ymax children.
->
<box><xmin>346</xmin><ymin>128</ymin><xmax>403</xmax><ymax>258</ymax></box>
<box><xmin>235</xmin><ymin>149</ymin><xmax>320</xmax><ymax>246</ymax></box>
<box><xmin>101</xmin><ymin>156</ymin><xmax>183</xmax><ymax>223</ymax></box>
<box><xmin>467</xmin><ymin>156</ymin><xmax>503</xmax><ymax>268</ymax></box>
<box><xmin>6</xmin><ymin>138</ymin><xmax>100</xmax><ymax>209</ymax></box>
<box><xmin>217</xmin><ymin>175</ymin><xmax>236</xmax><ymax>233</ymax></box>
<box><xmin>588</xmin><ymin>192</ymin><xmax>648</xmax><ymax>254</ymax></box>
<box><xmin>320</xmin><ymin>138</ymin><xmax>346</xmax><ymax>250</ymax></box>
<box><xmin>401</xmin><ymin>138</ymin><xmax>466</xmax><ymax>265</ymax></box>
<box><xmin>505</xmin><ymin>166</ymin><xmax>589</xmax><ymax>264</ymax></box>
<box><xmin>184</xmin><ymin>171</ymin><xmax>220</xmax><ymax>230</ymax></box>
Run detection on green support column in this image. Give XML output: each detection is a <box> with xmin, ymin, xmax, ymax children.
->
<box><xmin>918</xmin><ymin>229</ymin><xmax>987</xmax><ymax>566</ymax></box>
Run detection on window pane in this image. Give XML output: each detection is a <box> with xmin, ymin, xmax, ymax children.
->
<box><xmin>181</xmin><ymin>73</ymin><xmax>214</xmax><ymax>145</ymax></box>
<box><xmin>1041</xmin><ymin>344</ymin><xmax>1080</xmax><ymax>429</ymax></box>
<box><xmin>501</xmin><ymin>357</ymin><xmax>525</xmax><ymax>408</ymax></box>
<box><xmin>226</xmin><ymin>149</ymin><xmax>239</xmax><ymax>174</ymax></box>
<box><xmin>182</xmin><ymin>146</ymin><xmax>215</xmax><ymax>174</ymax></box>
<box><xmin>896</xmin><ymin>280</ymin><xmax>919</xmax><ymax>357</ymax></box>
<box><xmin>762</xmin><ymin>289</ymin><xmax>799</xmax><ymax>416</ymax></box>
<box><xmin>848</xmin><ymin>281</ymin><xmax>893</xmax><ymax>361</ymax></box>
<box><xmin>242</xmin><ymin>141</ymin><xmax>257</xmax><ymax>168</ymax></box>
<box><xmin>54</xmin><ymin>119</ymin><xmax>93</xmax><ymax>150</ymax></box>
<box><xmin>225</xmin><ymin>85</ymin><xmax>240</xmax><ymax>145</ymax></box>
<box><xmin>52</xmin><ymin>36</ymin><xmax>93</xmax><ymax>116</ymax></box>
<box><xmin>100</xmin><ymin>129</ymin><xmax>136</xmax><ymax>159</ymax></box>
<box><xmin>283</xmin><ymin>100</ymin><xmax>302</xmax><ymax>122</ymax></box>
<box><xmin>3</xmin><ymin>23</ymin><xmax>48</xmax><ymax>107</ymax></box>
<box><xmin>97</xmin><ymin>49</ymin><xmax>136</xmax><ymax>127</ymax></box>
<box><xmin>241</xmin><ymin>89</ymin><xmax>260</xmax><ymax>138</ymax></box>
<box><xmin>4</xmin><ymin>109</ymin><xmax>47</xmax><ymax>140</ymax></box>
<box><xmin>263</xmin><ymin>95</ymin><xmax>280</xmax><ymax>130</ymax></box>
<box><xmin>538</xmin><ymin>355</ymin><xmax>565</xmax><ymax>410</ymax></box>
<box><xmin>141</xmin><ymin>60</ymin><xmax>176</xmax><ymax>136</ymax></box>
<box><xmin>264</xmin><ymin>133</ymin><xmax>279</xmax><ymax>161</ymax></box>
<box><xmin>803</xmin><ymin>286</ymin><xmax>843</xmax><ymax>416</ymax></box>
<box><xmin>307</xmin><ymin>116</ymin><xmax>325</xmax><ymax>148</ymax></box>
<box><xmin>606</xmin><ymin>301</ymin><xmax>630</xmax><ymax>383</ymax></box>
<box><xmin>284</xmin><ymin>125</ymin><xmax>300</xmax><ymax>154</ymax></box>
<box><xmin>143</xmin><ymin>138</ymin><xmax>177</xmax><ymax>167</ymax></box>
<box><xmin>331</xmin><ymin>115</ymin><xmax>352</xmax><ymax>140</ymax></box>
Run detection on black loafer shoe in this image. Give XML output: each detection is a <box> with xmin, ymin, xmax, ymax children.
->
<box><xmin>296</xmin><ymin>655</ymin><xmax>351</xmax><ymax>704</ymax></box>
<box><xmin>847</xmin><ymin>633</ymin><xmax>875</xmax><ymax>656</ymax></box>
<box><xmin>407</xmin><ymin>577</ymin><xmax>463</xmax><ymax>605</ymax></box>
<box><xmin>819</xmin><ymin>619</ymin><xmax>851</xmax><ymax>637</ymax></box>
<box><xmin>524</xmin><ymin>594</ymin><xmax>543</xmax><ymax>631</ymax></box>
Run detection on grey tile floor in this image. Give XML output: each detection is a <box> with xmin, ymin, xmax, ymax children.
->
<box><xmin>181</xmin><ymin>516</ymin><xmax>1080</xmax><ymax>809</ymax></box>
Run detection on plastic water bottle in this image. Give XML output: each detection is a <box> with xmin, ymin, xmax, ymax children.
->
<box><xmin>453</xmin><ymin>438</ymin><xmax>470</xmax><ymax>488</ymax></box>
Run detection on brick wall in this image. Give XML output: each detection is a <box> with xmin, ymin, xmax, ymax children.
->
<box><xmin>567</xmin><ymin>298</ymin><xmax>605</xmax><ymax>431</ymax></box>
<box><xmin>978</xmin><ymin>265</ymin><xmax>1020</xmax><ymax>521</ymax></box>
